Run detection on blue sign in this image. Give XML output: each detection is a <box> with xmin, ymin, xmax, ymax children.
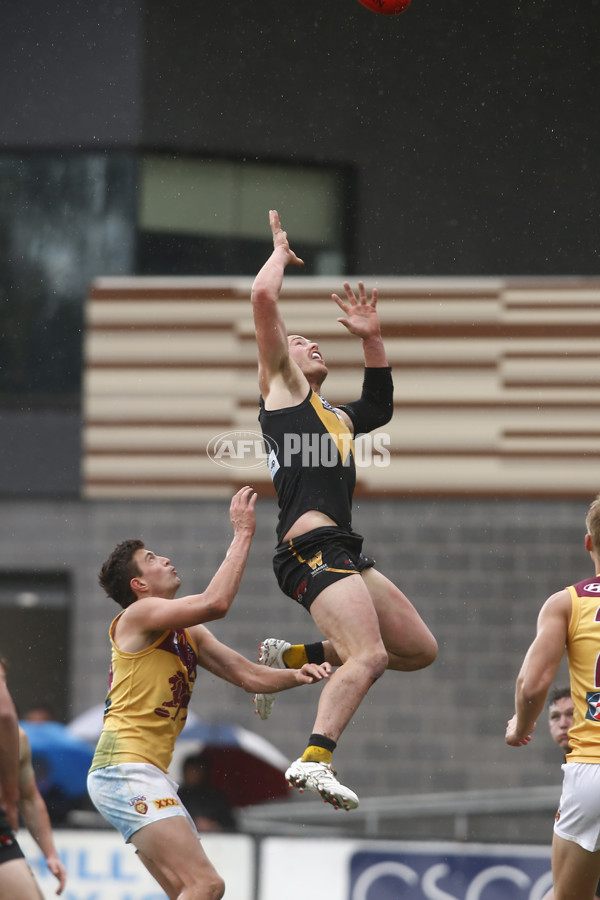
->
<box><xmin>349</xmin><ymin>848</ymin><xmax>553</xmax><ymax>900</ymax></box>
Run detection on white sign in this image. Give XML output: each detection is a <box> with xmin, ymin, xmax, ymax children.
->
<box><xmin>18</xmin><ymin>828</ymin><xmax>254</xmax><ymax>900</ymax></box>
<box><xmin>259</xmin><ymin>838</ymin><xmax>553</xmax><ymax>900</ymax></box>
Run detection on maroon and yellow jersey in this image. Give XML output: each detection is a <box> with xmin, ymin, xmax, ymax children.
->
<box><xmin>565</xmin><ymin>575</ymin><xmax>600</xmax><ymax>763</ymax></box>
<box><xmin>90</xmin><ymin>613</ymin><xmax>198</xmax><ymax>773</ymax></box>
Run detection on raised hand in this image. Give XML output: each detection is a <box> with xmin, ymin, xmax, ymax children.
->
<box><xmin>269</xmin><ymin>209</ymin><xmax>304</xmax><ymax>267</ymax></box>
<box><xmin>229</xmin><ymin>486</ymin><xmax>257</xmax><ymax>536</ymax></box>
<box><xmin>333</xmin><ymin>281</ymin><xmax>381</xmax><ymax>340</ymax></box>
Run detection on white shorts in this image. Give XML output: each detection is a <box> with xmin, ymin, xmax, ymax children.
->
<box><xmin>554</xmin><ymin>762</ymin><xmax>600</xmax><ymax>852</ymax></box>
<box><xmin>87</xmin><ymin>763</ymin><xmax>196</xmax><ymax>842</ymax></box>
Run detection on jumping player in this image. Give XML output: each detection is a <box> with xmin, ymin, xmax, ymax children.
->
<box><xmin>250</xmin><ymin>210</ymin><xmax>438</xmax><ymax>810</ymax></box>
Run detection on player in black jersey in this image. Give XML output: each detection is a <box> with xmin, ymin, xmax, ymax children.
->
<box><xmin>251</xmin><ymin>210</ymin><xmax>438</xmax><ymax>810</ymax></box>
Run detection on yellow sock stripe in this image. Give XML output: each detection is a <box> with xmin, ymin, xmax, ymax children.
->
<box><xmin>283</xmin><ymin>645</ymin><xmax>309</xmax><ymax>668</ymax></box>
<box><xmin>302</xmin><ymin>745</ymin><xmax>332</xmax><ymax>765</ymax></box>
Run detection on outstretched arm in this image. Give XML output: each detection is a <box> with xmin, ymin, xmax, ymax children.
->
<box><xmin>19</xmin><ymin>730</ymin><xmax>67</xmax><ymax>895</ymax></box>
<box><xmin>334</xmin><ymin>282</ymin><xmax>394</xmax><ymax>435</ymax></box>
<box><xmin>505</xmin><ymin>589</ymin><xmax>570</xmax><ymax>747</ymax></box>
<box><xmin>192</xmin><ymin>626</ymin><xmax>331</xmax><ymax>694</ymax></box>
<box><xmin>120</xmin><ymin>486</ymin><xmax>257</xmax><ymax>635</ymax></box>
<box><xmin>251</xmin><ymin>210</ymin><xmax>306</xmax><ymax>402</ymax></box>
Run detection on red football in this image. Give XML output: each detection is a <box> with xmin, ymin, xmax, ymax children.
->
<box><xmin>357</xmin><ymin>0</ymin><xmax>412</xmax><ymax>13</ymax></box>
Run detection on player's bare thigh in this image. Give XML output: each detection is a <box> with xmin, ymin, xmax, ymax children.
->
<box><xmin>131</xmin><ymin>816</ymin><xmax>224</xmax><ymax>900</ymax></box>
<box><xmin>309</xmin><ymin>574</ymin><xmax>388</xmax><ymax>668</ymax></box>
<box><xmin>360</xmin><ymin>567</ymin><xmax>437</xmax><ymax>671</ymax></box>
<box><xmin>552</xmin><ymin>833</ymin><xmax>600</xmax><ymax>900</ymax></box>
<box><xmin>0</xmin><ymin>858</ymin><xmax>44</xmax><ymax>900</ymax></box>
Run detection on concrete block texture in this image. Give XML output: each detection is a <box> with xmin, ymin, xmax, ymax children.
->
<box><xmin>0</xmin><ymin>494</ymin><xmax>586</xmax><ymax>805</ymax></box>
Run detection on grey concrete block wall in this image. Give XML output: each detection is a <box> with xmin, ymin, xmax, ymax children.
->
<box><xmin>0</xmin><ymin>495</ymin><xmax>588</xmax><ymax>802</ymax></box>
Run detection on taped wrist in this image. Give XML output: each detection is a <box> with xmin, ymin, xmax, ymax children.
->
<box><xmin>338</xmin><ymin>366</ymin><xmax>394</xmax><ymax>435</ymax></box>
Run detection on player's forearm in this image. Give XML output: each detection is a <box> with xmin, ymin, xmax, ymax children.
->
<box><xmin>21</xmin><ymin>792</ymin><xmax>58</xmax><ymax>860</ymax></box>
<box><xmin>514</xmin><ymin>678</ymin><xmax>547</xmax><ymax>738</ymax></box>
<box><xmin>513</xmin><ymin>629</ymin><xmax>562</xmax><ymax>739</ymax></box>
<box><xmin>201</xmin><ymin>530</ymin><xmax>254</xmax><ymax>619</ymax></box>
<box><xmin>251</xmin><ymin>247</ymin><xmax>289</xmax><ymax>311</ymax></box>
<box><xmin>361</xmin><ymin>333</ymin><xmax>389</xmax><ymax>367</ymax></box>
<box><xmin>239</xmin><ymin>665</ymin><xmax>303</xmax><ymax>694</ymax></box>
<box><xmin>240</xmin><ymin>661</ymin><xmax>329</xmax><ymax>694</ymax></box>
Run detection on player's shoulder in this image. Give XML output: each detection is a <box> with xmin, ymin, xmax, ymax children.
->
<box><xmin>186</xmin><ymin>623</ymin><xmax>212</xmax><ymax>650</ymax></box>
<box><xmin>261</xmin><ymin>373</ymin><xmax>311</xmax><ymax>411</ymax></box>
<box><xmin>540</xmin><ymin>587</ymin><xmax>572</xmax><ymax>617</ymax></box>
<box><xmin>569</xmin><ymin>575</ymin><xmax>600</xmax><ymax>598</ymax></box>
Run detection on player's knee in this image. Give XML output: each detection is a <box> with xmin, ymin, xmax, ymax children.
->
<box><xmin>205</xmin><ymin>873</ymin><xmax>225</xmax><ymax>900</ymax></box>
<box><xmin>409</xmin><ymin>634</ymin><xmax>438</xmax><ymax>670</ymax></box>
<box><xmin>386</xmin><ymin>632</ymin><xmax>438</xmax><ymax>671</ymax></box>
<box><xmin>187</xmin><ymin>870</ymin><xmax>225</xmax><ymax>900</ymax></box>
<box><xmin>422</xmin><ymin>634</ymin><xmax>438</xmax><ymax>666</ymax></box>
<box><xmin>345</xmin><ymin>644</ymin><xmax>388</xmax><ymax>681</ymax></box>
<box><xmin>366</xmin><ymin>646</ymin><xmax>389</xmax><ymax>681</ymax></box>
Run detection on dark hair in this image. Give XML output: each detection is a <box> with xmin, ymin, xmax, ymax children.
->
<box><xmin>99</xmin><ymin>539</ymin><xmax>145</xmax><ymax>608</ymax></box>
<box><xmin>548</xmin><ymin>685</ymin><xmax>571</xmax><ymax>707</ymax></box>
<box><xmin>183</xmin><ymin>753</ymin><xmax>209</xmax><ymax>771</ymax></box>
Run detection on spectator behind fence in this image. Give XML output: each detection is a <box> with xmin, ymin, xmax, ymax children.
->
<box><xmin>23</xmin><ymin>706</ymin><xmax>56</xmax><ymax>724</ymax></box>
<box><xmin>177</xmin><ymin>754</ymin><xmax>237</xmax><ymax>833</ymax></box>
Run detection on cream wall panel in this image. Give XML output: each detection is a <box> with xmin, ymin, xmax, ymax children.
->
<box><xmin>83</xmin><ymin>276</ymin><xmax>600</xmax><ymax>498</ymax></box>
